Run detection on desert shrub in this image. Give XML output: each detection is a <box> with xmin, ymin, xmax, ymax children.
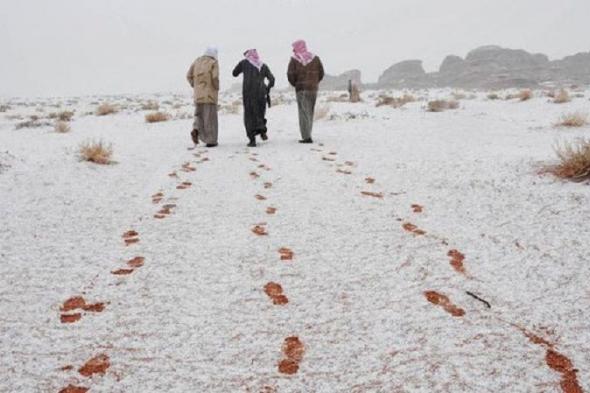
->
<box><xmin>376</xmin><ymin>94</ymin><xmax>415</xmax><ymax>108</ymax></box>
<box><xmin>96</xmin><ymin>103</ymin><xmax>118</xmax><ymax>116</ymax></box>
<box><xmin>518</xmin><ymin>89</ymin><xmax>533</xmax><ymax>101</ymax></box>
<box><xmin>49</xmin><ymin>110</ymin><xmax>75</xmax><ymax>121</ymax></box>
<box><xmin>78</xmin><ymin>140</ymin><xmax>113</xmax><ymax>165</ymax></box>
<box><xmin>551</xmin><ymin>139</ymin><xmax>590</xmax><ymax>180</ymax></box>
<box><xmin>553</xmin><ymin>89</ymin><xmax>571</xmax><ymax>104</ymax></box>
<box><xmin>314</xmin><ymin>104</ymin><xmax>330</xmax><ymax>120</ymax></box>
<box><xmin>0</xmin><ymin>104</ymin><xmax>10</xmax><ymax>112</ymax></box>
<box><xmin>54</xmin><ymin>120</ymin><xmax>71</xmax><ymax>133</ymax></box>
<box><xmin>15</xmin><ymin>115</ymin><xmax>50</xmax><ymax>129</ymax></box>
<box><xmin>141</xmin><ymin>100</ymin><xmax>160</xmax><ymax>111</ymax></box>
<box><xmin>326</xmin><ymin>94</ymin><xmax>349</xmax><ymax>103</ymax></box>
<box><xmin>487</xmin><ymin>93</ymin><xmax>500</xmax><ymax>100</ymax></box>
<box><xmin>145</xmin><ymin>111</ymin><xmax>171</xmax><ymax>123</ymax></box>
<box><xmin>555</xmin><ymin>112</ymin><xmax>588</xmax><ymax>128</ymax></box>
<box><xmin>427</xmin><ymin>99</ymin><xmax>459</xmax><ymax>112</ymax></box>
<box><xmin>451</xmin><ymin>91</ymin><xmax>466</xmax><ymax>100</ymax></box>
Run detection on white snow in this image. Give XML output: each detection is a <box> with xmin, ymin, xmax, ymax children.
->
<box><xmin>0</xmin><ymin>90</ymin><xmax>589</xmax><ymax>392</ymax></box>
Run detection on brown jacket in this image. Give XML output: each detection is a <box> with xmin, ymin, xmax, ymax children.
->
<box><xmin>287</xmin><ymin>56</ymin><xmax>325</xmax><ymax>92</ymax></box>
<box><xmin>187</xmin><ymin>56</ymin><xmax>219</xmax><ymax>104</ymax></box>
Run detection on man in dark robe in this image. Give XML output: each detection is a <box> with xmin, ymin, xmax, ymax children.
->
<box><xmin>232</xmin><ymin>49</ymin><xmax>275</xmax><ymax>147</ymax></box>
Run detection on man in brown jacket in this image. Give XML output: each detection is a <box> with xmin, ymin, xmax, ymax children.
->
<box><xmin>287</xmin><ymin>40</ymin><xmax>324</xmax><ymax>144</ymax></box>
<box><xmin>187</xmin><ymin>46</ymin><xmax>219</xmax><ymax>148</ymax></box>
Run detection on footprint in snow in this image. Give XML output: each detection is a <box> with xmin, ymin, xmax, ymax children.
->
<box><xmin>122</xmin><ymin>230</ymin><xmax>140</xmax><ymax>245</ymax></box>
<box><xmin>60</xmin><ymin>296</ymin><xmax>106</xmax><ymax>324</ymax></box>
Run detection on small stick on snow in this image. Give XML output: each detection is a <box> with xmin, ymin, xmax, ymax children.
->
<box><xmin>466</xmin><ymin>291</ymin><xmax>491</xmax><ymax>309</ymax></box>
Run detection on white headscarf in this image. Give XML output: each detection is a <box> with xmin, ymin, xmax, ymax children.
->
<box><xmin>204</xmin><ymin>46</ymin><xmax>218</xmax><ymax>60</ymax></box>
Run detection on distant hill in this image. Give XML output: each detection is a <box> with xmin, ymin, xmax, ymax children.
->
<box><xmin>374</xmin><ymin>45</ymin><xmax>590</xmax><ymax>89</ymax></box>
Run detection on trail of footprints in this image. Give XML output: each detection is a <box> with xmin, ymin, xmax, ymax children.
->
<box><xmin>309</xmin><ymin>143</ymin><xmax>583</xmax><ymax>392</ymax></box>
<box><xmin>55</xmin><ymin>149</ymin><xmax>211</xmax><ymax>391</ymax></box>
<box><xmin>245</xmin><ymin>150</ymin><xmax>306</xmax><ymax>377</ymax></box>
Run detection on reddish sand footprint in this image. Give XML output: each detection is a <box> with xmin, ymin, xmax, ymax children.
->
<box><xmin>181</xmin><ymin>162</ymin><xmax>196</xmax><ymax>172</ymax></box>
<box><xmin>122</xmin><ymin>230</ymin><xmax>140</xmax><ymax>246</ymax></box>
<box><xmin>266</xmin><ymin>207</ymin><xmax>277</xmax><ymax>215</ymax></box>
<box><xmin>424</xmin><ymin>291</ymin><xmax>465</xmax><ymax>317</ymax></box>
<box><xmin>60</xmin><ymin>296</ymin><xmax>105</xmax><ymax>324</ymax></box>
<box><xmin>278</xmin><ymin>336</ymin><xmax>305</xmax><ymax>375</ymax></box>
<box><xmin>255</xmin><ymin>194</ymin><xmax>267</xmax><ymax>201</ymax></box>
<box><xmin>78</xmin><ymin>354</ymin><xmax>110</xmax><ymax>377</ymax></box>
<box><xmin>154</xmin><ymin>203</ymin><xmax>177</xmax><ymax>219</ymax></box>
<box><xmin>176</xmin><ymin>181</ymin><xmax>192</xmax><ymax>190</ymax></box>
<box><xmin>152</xmin><ymin>192</ymin><xmax>164</xmax><ymax>204</ymax></box>
<box><xmin>112</xmin><ymin>256</ymin><xmax>145</xmax><ymax>276</ymax></box>
<box><xmin>402</xmin><ymin>222</ymin><xmax>426</xmax><ymax>236</ymax></box>
<box><xmin>264</xmin><ymin>282</ymin><xmax>289</xmax><ymax>305</ymax></box>
<box><xmin>252</xmin><ymin>225</ymin><xmax>268</xmax><ymax>236</ymax></box>
<box><xmin>448</xmin><ymin>249</ymin><xmax>467</xmax><ymax>274</ymax></box>
<box><xmin>516</xmin><ymin>326</ymin><xmax>584</xmax><ymax>393</ymax></box>
<box><xmin>411</xmin><ymin>204</ymin><xmax>424</xmax><ymax>213</ymax></box>
<box><xmin>278</xmin><ymin>247</ymin><xmax>294</xmax><ymax>261</ymax></box>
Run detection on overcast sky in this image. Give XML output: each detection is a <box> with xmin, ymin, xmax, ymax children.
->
<box><xmin>1</xmin><ymin>0</ymin><xmax>589</xmax><ymax>97</ymax></box>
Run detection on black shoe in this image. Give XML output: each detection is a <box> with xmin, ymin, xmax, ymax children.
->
<box><xmin>261</xmin><ymin>132</ymin><xmax>268</xmax><ymax>141</ymax></box>
<box><xmin>298</xmin><ymin>138</ymin><xmax>313</xmax><ymax>144</ymax></box>
<box><xmin>247</xmin><ymin>141</ymin><xmax>256</xmax><ymax>147</ymax></box>
<box><xmin>206</xmin><ymin>143</ymin><xmax>218</xmax><ymax>148</ymax></box>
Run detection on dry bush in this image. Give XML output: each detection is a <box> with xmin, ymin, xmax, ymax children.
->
<box><xmin>141</xmin><ymin>100</ymin><xmax>160</xmax><ymax>111</ymax></box>
<box><xmin>54</xmin><ymin>120</ymin><xmax>71</xmax><ymax>133</ymax></box>
<box><xmin>314</xmin><ymin>104</ymin><xmax>330</xmax><ymax>120</ymax></box>
<box><xmin>376</xmin><ymin>94</ymin><xmax>415</xmax><ymax>108</ymax></box>
<box><xmin>545</xmin><ymin>90</ymin><xmax>556</xmax><ymax>99</ymax></box>
<box><xmin>487</xmin><ymin>93</ymin><xmax>500</xmax><ymax>100</ymax></box>
<box><xmin>96</xmin><ymin>103</ymin><xmax>118</xmax><ymax>116</ymax></box>
<box><xmin>326</xmin><ymin>94</ymin><xmax>349</xmax><ymax>103</ymax></box>
<box><xmin>550</xmin><ymin>139</ymin><xmax>590</xmax><ymax>180</ymax></box>
<box><xmin>451</xmin><ymin>91</ymin><xmax>467</xmax><ymax>100</ymax></box>
<box><xmin>15</xmin><ymin>115</ymin><xmax>50</xmax><ymax>129</ymax></box>
<box><xmin>518</xmin><ymin>89</ymin><xmax>533</xmax><ymax>101</ymax></box>
<box><xmin>553</xmin><ymin>89</ymin><xmax>571</xmax><ymax>104</ymax></box>
<box><xmin>0</xmin><ymin>104</ymin><xmax>10</xmax><ymax>112</ymax></box>
<box><xmin>49</xmin><ymin>110</ymin><xmax>75</xmax><ymax>121</ymax></box>
<box><xmin>555</xmin><ymin>112</ymin><xmax>588</xmax><ymax>128</ymax></box>
<box><xmin>78</xmin><ymin>140</ymin><xmax>113</xmax><ymax>165</ymax></box>
<box><xmin>427</xmin><ymin>99</ymin><xmax>459</xmax><ymax>112</ymax></box>
<box><xmin>145</xmin><ymin>111</ymin><xmax>171</xmax><ymax>123</ymax></box>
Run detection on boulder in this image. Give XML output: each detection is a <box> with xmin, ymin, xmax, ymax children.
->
<box><xmin>377</xmin><ymin>60</ymin><xmax>429</xmax><ymax>87</ymax></box>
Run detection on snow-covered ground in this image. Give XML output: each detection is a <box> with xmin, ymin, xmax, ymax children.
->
<box><xmin>1</xmin><ymin>90</ymin><xmax>589</xmax><ymax>393</ymax></box>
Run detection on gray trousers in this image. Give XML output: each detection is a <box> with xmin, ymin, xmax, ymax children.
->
<box><xmin>193</xmin><ymin>103</ymin><xmax>218</xmax><ymax>145</ymax></box>
<box><xmin>296</xmin><ymin>91</ymin><xmax>317</xmax><ymax>140</ymax></box>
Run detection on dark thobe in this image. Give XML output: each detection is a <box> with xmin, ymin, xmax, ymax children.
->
<box><xmin>232</xmin><ymin>60</ymin><xmax>275</xmax><ymax>139</ymax></box>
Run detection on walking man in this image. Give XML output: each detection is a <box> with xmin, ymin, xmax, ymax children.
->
<box><xmin>187</xmin><ymin>46</ymin><xmax>219</xmax><ymax>148</ymax></box>
<box><xmin>287</xmin><ymin>40</ymin><xmax>324</xmax><ymax>143</ymax></box>
<box><xmin>232</xmin><ymin>49</ymin><xmax>275</xmax><ymax>147</ymax></box>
